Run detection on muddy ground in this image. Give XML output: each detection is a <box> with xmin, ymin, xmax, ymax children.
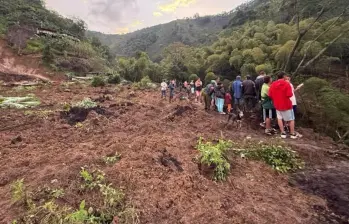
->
<box><xmin>0</xmin><ymin>82</ymin><xmax>348</xmax><ymax>224</ymax></box>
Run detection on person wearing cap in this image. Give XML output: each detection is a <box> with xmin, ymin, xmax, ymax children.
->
<box><xmin>232</xmin><ymin>76</ymin><xmax>243</xmax><ymax>111</ymax></box>
<box><xmin>242</xmin><ymin>75</ymin><xmax>256</xmax><ymax>112</ymax></box>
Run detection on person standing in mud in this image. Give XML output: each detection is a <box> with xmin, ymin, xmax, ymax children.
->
<box><xmin>169</xmin><ymin>80</ymin><xmax>175</xmax><ymax>103</ymax></box>
<box><xmin>232</xmin><ymin>76</ymin><xmax>243</xmax><ymax>111</ymax></box>
<box><xmin>161</xmin><ymin>80</ymin><xmax>168</xmax><ymax>99</ymax></box>
<box><xmin>203</xmin><ymin>80</ymin><xmax>216</xmax><ymax>111</ymax></box>
<box><xmin>195</xmin><ymin>78</ymin><xmax>203</xmax><ymax>103</ymax></box>
<box><xmin>215</xmin><ymin>82</ymin><xmax>226</xmax><ymax>114</ymax></box>
<box><xmin>268</xmin><ymin>71</ymin><xmax>300</xmax><ymax>139</ymax></box>
<box><xmin>241</xmin><ymin>75</ymin><xmax>256</xmax><ymax>112</ymax></box>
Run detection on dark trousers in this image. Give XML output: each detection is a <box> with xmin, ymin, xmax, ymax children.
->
<box><xmin>244</xmin><ymin>96</ymin><xmax>255</xmax><ymax>112</ymax></box>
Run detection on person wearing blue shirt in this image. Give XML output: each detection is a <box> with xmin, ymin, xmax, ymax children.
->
<box><xmin>232</xmin><ymin>76</ymin><xmax>243</xmax><ymax>111</ymax></box>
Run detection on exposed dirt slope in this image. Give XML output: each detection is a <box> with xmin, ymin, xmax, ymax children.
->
<box><xmin>0</xmin><ymin>84</ymin><xmax>348</xmax><ymax>224</ymax></box>
<box><xmin>0</xmin><ymin>39</ymin><xmax>63</xmax><ymax>83</ymax></box>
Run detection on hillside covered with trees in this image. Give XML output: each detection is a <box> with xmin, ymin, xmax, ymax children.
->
<box><xmin>0</xmin><ymin>0</ymin><xmax>115</xmax><ymax>75</ymax></box>
<box><xmin>87</xmin><ymin>12</ymin><xmax>233</xmax><ymax>61</ymax></box>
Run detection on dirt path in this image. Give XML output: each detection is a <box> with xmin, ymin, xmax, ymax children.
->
<box><xmin>0</xmin><ymin>84</ymin><xmax>348</xmax><ymax>224</ymax></box>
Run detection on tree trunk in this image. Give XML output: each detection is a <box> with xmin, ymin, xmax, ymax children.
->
<box><xmin>284</xmin><ymin>34</ymin><xmax>303</xmax><ymax>72</ymax></box>
<box><xmin>293</xmin><ymin>12</ymin><xmax>344</xmax><ymax>75</ymax></box>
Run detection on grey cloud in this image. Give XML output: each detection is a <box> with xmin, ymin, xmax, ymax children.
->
<box><xmin>88</xmin><ymin>0</ymin><xmax>139</xmax><ymax>27</ymax></box>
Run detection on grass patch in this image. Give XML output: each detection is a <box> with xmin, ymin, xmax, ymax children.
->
<box><xmin>14</xmin><ymin>86</ymin><xmax>37</xmax><ymax>92</ymax></box>
<box><xmin>24</xmin><ymin>110</ymin><xmax>54</xmax><ymax>119</ymax></box>
<box><xmin>196</xmin><ymin>138</ymin><xmax>232</xmax><ymax>181</ymax></box>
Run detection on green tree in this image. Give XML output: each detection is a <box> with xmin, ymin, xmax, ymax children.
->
<box><xmin>204</xmin><ymin>72</ymin><xmax>217</xmax><ymax>85</ymax></box>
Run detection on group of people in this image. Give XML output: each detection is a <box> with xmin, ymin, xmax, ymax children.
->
<box><xmin>160</xmin><ymin>78</ymin><xmax>204</xmax><ymax>103</ymax></box>
<box><xmin>160</xmin><ymin>70</ymin><xmax>302</xmax><ymax>139</ymax></box>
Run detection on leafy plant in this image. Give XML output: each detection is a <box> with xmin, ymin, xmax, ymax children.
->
<box><xmin>118</xmin><ymin>207</ymin><xmax>140</xmax><ymax>224</ymax></box>
<box><xmin>107</xmin><ymin>74</ymin><xmax>121</xmax><ymax>84</ymax></box>
<box><xmin>196</xmin><ymin>138</ymin><xmax>232</xmax><ymax>181</ymax></box>
<box><xmin>103</xmin><ymin>153</ymin><xmax>121</xmax><ymax>165</ymax></box>
<box><xmin>241</xmin><ymin>144</ymin><xmax>304</xmax><ymax>173</ymax></box>
<box><xmin>73</xmin><ymin>98</ymin><xmax>97</xmax><ymax>109</ymax></box>
<box><xmin>11</xmin><ymin>179</ymin><xmax>26</xmax><ymax>203</ymax></box>
<box><xmin>64</xmin><ymin>200</ymin><xmax>98</xmax><ymax>223</ymax></box>
<box><xmin>80</xmin><ymin>168</ymin><xmax>106</xmax><ymax>190</ymax></box>
<box><xmin>99</xmin><ymin>183</ymin><xmax>125</xmax><ymax>208</ymax></box>
<box><xmin>51</xmin><ymin>188</ymin><xmax>65</xmax><ymax>199</ymax></box>
<box><xmin>11</xmin><ymin>171</ymin><xmax>138</xmax><ymax>224</ymax></box>
<box><xmin>91</xmin><ymin>76</ymin><xmax>106</xmax><ymax>87</ymax></box>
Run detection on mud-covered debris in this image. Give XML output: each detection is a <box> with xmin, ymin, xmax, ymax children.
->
<box><xmin>129</xmin><ymin>91</ymin><xmax>136</xmax><ymax>97</ymax></box>
<box><xmin>11</xmin><ymin>136</ymin><xmax>22</xmax><ymax>144</ymax></box>
<box><xmin>173</xmin><ymin>105</ymin><xmax>192</xmax><ymax>116</ymax></box>
<box><xmin>159</xmin><ymin>149</ymin><xmax>183</xmax><ymax>172</ymax></box>
<box><xmin>94</xmin><ymin>95</ymin><xmax>113</xmax><ymax>103</ymax></box>
<box><xmin>164</xmin><ymin>105</ymin><xmax>193</xmax><ymax>121</ymax></box>
<box><xmin>60</xmin><ymin>106</ymin><xmax>111</xmax><ymax>125</ymax></box>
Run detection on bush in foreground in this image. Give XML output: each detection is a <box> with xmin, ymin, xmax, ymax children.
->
<box><xmin>196</xmin><ymin>138</ymin><xmax>232</xmax><ymax>181</ymax></box>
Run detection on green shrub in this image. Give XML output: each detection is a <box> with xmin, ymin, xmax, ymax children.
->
<box><xmin>196</xmin><ymin>138</ymin><xmax>232</xmax><ymax>181</ymax></box>
<box><xmin>139</xmin><ymin>76</ymin><xmax>152</xmax><ymax>87</ymax></box>
<box><xmin>103</xmin><ymin>153</ymin><xmax>121</xmax><ymax>165</ymax></box>
<box><xmin>255</xmin><ymin>63</ymin><xmax>273</xmax><ymax>74</ymax></box>
<box><xmin>23</xmin><ymin>38</ymin><xmax>44</xmax><ymax>54</ymax></box>
<box><xmin>204</xmin><ymin>72</ymin><xmax>217</xmax><ymax>85</ymax></box>
<box><xmin>91</xmin><ymin>76</ymin><xmax>106</xmax><ymax>87</ymax></box>
<box><xmin>241</xmin><ymin>145</ymin><xmax>304</xmax><ymax>173</ymax></box>
<box><xmin>133</xmin><ymin>76</ymin><xmax>157</xmax><ymax>89</ymax></box>
<box><xmin>73</xmin><ymin>98</ymin><xmax>97</xmax><ymax>109</ymax></box>
<box><xmin>241</xmin><ymin>63</ymin><xmax>256</xmax><ymax>77</ymax></box>
<box><xmin>188</xmin><ymin>74</ymin><xmax>199</xmax><ymax>82</ymax></box>
<box><xmin>107</xmin><ymin>74</ymin><xmax>121</xmax><ymax>84</ymax></box>
<box><xmin>299</xmin><ymin>77</ymin><xmax>349</xmax><ymax>144</ymax></box>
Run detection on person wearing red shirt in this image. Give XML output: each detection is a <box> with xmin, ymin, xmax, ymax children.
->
<box><xmin>224</xmin><ymin>92</ymin><xmax>232</xmax><ymax>113</ymax></box>
<box><xmin>268</xmin><ymin>71</ymin><xmax>298</xmax><ymax>139</ymax></box>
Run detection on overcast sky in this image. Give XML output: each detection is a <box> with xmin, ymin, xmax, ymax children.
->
<box><xmin>45</xmin><ymin>0</ymin><xmax>247</xmax><ymax>34</ymax></box>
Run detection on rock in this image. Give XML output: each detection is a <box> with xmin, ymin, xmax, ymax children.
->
<box><xmin>0</xmin><ymin>176</ymin><xmax>10</xmax><ymax>186</ymax></box>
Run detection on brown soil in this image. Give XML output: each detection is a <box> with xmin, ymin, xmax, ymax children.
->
<box><xmin>0</xmin><ymin>39</ymin><xmax>64</xmax><ymax>83</ymax></box>
<box><xmin>0</xmin><ymin>83</ymin><xmax>349</xmax><ymax>224</ymax></box>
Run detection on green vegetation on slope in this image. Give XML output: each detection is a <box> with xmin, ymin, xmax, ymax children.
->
<box><xmin>0</xmin><ymin>0</ymin><xmax>116</xmax><ymax>75</ymax></box>
<box><xmin>0</xmin><ymin>0</ymin><xmax>85</xmax><ymax>38</ymax></box>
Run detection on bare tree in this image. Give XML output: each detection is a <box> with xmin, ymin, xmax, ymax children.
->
<box><xmin>283</xmin><ymin>0</ymin><xmax>331</xmax><ymax>72</ymax></box>
<box><xmin>293</xmin><ymin>7</ymin><xmax>349</xmax><ymax>75</ymax></box>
